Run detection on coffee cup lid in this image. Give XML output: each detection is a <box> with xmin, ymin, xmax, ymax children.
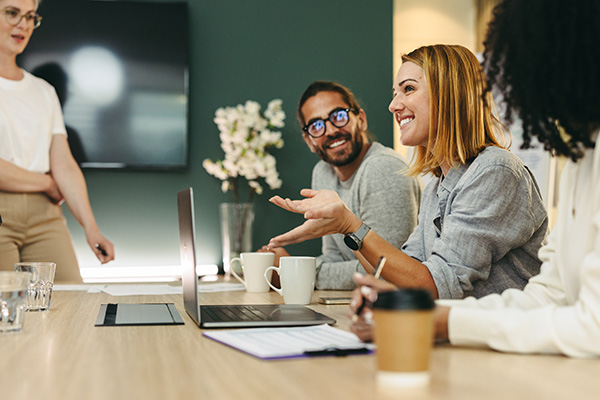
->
<box><xmin>373</xmin><ymin>289</ymin><xmax>435</xmax><ymax>310</ymax></box>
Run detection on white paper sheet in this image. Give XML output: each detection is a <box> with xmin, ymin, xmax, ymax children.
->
<box><xmin>96</xmin><ymin>284</ymin><xmax>183</xmax><ymax>296</ymax></box>
<box><xmin>197</xmin><ymin>282</ymin><xmax>244</xmax><ymax>292</ymax></box>
<box><xmin>203</xmin><ymin>324</ymin><xmax>374</xmax><ymax>360</ymax></box>
<box><xmin>54</xmin><ymin>281</ymin><xmax>245</xmax><ymax>295</ymax></box>
<box><xmin>53</xmin><ymin>282</ymin><xmax>245</xmax><ymax>296</ymax></box>
<box><xmin>53</xmin><ymin>284</ymin><xmax>103</xmax><ymax>292</ymax></box>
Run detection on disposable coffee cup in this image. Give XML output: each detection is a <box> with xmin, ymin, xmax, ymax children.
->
<box><xmin>372</xmin><ymin>289</ymin><xmax>435</xmax><ymax>389</ymax></box>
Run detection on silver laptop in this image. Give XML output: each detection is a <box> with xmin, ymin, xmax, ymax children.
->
<box><xmin>177</xmin><ymin>188</ymin><xmax>336</xmax><ymax>328</ymax></box>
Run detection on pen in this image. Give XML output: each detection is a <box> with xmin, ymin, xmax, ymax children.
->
<box><xmin>303</xmin><ymin>347</ymin><xmax>371</xmax><ymax>357</ymax></box>
<box><xmin>352</xmin><ymin>256</ymin><xmax>386</xmax><ymax>322</ymax></box>
<box><xmin>95</xmin><ymin>244</ymin><xmax>108</xmax><ymax>257</ymax></box>
<box><xmin>373</xmin><ymin>256</ymin><xmax>386</xmax><ymax>279</ymax></box>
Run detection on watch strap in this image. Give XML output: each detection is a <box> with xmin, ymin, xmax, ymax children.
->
<box><xmin>353</xmin><ymin>222</ymin><xmax>370</xmax><ymax>241</ymax></box>
<box><xmin>344</xmin><ymin>222</ymin><xmax>370</xmax><ymax>251</ymax></box>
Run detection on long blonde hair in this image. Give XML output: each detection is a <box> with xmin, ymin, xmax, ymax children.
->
<box><xmin>403</xmin><ymin>44</ymin><xmax>507</xmax><ymax>177</ymax></box>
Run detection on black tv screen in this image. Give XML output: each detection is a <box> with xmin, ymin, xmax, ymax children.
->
<box><xmin>18</xmin><ymin>0</ymin><xmax>189</xmax><ymax>169</ymax></box>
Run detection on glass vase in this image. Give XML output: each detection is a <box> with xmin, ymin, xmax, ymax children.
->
<box><xmin>220</xmin><ymin>202</ymin><xmax>254</xmax><ymax>276</ymax></box>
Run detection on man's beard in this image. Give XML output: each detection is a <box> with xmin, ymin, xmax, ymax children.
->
<box><xmin>315</xmin><ymin>131</ymin><xmax>364</xmax><ymax>167</ymax></box>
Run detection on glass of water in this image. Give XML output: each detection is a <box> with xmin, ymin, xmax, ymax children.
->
<box><xmin>0</xmin><ymin>271</ymin><xmax>31</xmax><ymax>332</ymax></box>
<box><xmin>14</xmin><ymin>262</ymin><xmax>56</xmax><ymax>311</ymax></box>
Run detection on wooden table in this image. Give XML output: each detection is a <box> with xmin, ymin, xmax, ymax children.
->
<box><xmin>2</xmin><ymin>284</ymin><xmax>599</xmax><ymax>400</ymax></box>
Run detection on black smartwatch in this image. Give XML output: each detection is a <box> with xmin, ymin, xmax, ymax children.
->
<box><xmin>343</xmin><ymin>222</ymin><xmax>370</xmax><ymax>251</ymax></box>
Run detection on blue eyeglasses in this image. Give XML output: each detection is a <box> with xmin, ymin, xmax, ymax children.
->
<box><xmin>302</xmin><ymin>108</ymin><xmax>356</xmax><ymax>138</ymax></box>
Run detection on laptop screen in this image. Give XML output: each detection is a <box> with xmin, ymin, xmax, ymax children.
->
<box><xmin>176</xmin><ymin>187</ymin><xmax>336</xmax><ymax>329</ymax></box>
<box><xmin>177</xmin><ymin>188</ymin><xmax>200</xmax><ymax>325</ymax></box>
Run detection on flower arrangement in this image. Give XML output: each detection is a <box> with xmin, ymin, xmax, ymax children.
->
<box><xmin>203</xmin><ymin>99</ymin><xmax>285</xmax><ymax>203</ymax></box>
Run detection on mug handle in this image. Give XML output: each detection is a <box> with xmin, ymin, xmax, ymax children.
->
<box><xmin>264</xmin><ymin>266</ymin><xmax>282</xmax><ymax>296</ymax></box>
<box><xmin>229</xmin><ymin>257</ymin><xmax>246</xmax><ymax>287</ymax></box>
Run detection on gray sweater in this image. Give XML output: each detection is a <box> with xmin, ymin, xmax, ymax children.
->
<box><xmin>312</xmin><ymin>142</ymin><xmax>422</xmax><ymax>289</ymax></box>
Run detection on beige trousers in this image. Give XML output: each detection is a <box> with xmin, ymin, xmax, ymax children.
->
<box><xmin>0</xmin><ymin>191</ymin><xmax>82</xmax><ymax>283</ymax></box>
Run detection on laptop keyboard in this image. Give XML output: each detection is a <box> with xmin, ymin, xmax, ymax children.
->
<box><xmin>202</xmin><ymin>305</ymin><xmax>269</xmax><ymax>322</ymax></box>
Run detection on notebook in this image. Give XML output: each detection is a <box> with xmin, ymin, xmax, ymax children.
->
<box><xmin>177</xmin><ymin>188</ymin><xmax>336</xmax><ymax>328</ymax></box>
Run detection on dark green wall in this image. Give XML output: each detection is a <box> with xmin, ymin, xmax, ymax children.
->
<box><xmin>63</xmin><ymin>0</ymin><xmax>394</xmax><ymax>269</ymax></box>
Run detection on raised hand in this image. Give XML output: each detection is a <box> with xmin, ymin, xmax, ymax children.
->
<box><xmin>267</xmin><ymin>189</ymin><xmax>360</xmax><ymax>247</ymax></box>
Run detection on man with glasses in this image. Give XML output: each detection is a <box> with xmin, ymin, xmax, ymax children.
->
<box><xmin>264</xmin><ymin>81</ymin><xmax>421</xmax><ymax>289</ymax></box>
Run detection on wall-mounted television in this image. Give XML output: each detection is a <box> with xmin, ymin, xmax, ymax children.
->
<box><xmin>18</xmin><ymin>0</ymin><xmax>189</xmax><ymax>170</ymax></box>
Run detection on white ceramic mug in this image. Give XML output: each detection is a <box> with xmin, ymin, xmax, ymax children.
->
<box><xmin>229</xmin><ymin>252</ymin><xmax>274</xmax><ymax>293</ymax></box>
<box><xmin>264</xmin><ymin>256</ymin><xmax>316</xmax><ymax>305</ymax></box>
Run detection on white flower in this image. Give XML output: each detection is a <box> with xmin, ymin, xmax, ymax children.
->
<box><xmin>265</xmin><ymin>99</ymin><xmax>286</xmax><ymax>128</ymax></box>
<box><xmin>202</xmin><ymin>159</ymin><xmax>229</xmax><ymax>181</ymax></box>
<box><xmin>244</xmin><ymin>100</ymin><xmax>261</xmax><ymax>115</ymax></box>
<box><xmin>248</xmin><ymin>180</ymin><xmax>263</xmax><ymax>195</ymax></box>
<box><xmin>221</xmin><ymin>180</ymin><xmax>230</xmax><ymax>193</ymax></box>
<box><xmin>203</xmin><ymin>99</ymin><xmax>285</xmax><ymax>201</ymax></box>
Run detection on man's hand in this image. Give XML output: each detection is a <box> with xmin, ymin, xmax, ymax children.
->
<box><xmin>258</xmin><ymin>245</ymin><xmax>289</xmax><ymax>267</ymax></box>
<box><xmin>268</xmin><ymin>189</ymin><xmax>361</xmax><ymax>247</ymax></box>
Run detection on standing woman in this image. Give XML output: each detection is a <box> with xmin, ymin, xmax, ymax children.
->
<box><xmin>0</xmin><ymin>0</ymin><xmax>114</xmax><ymax>282</ymax></box>
<box><xmin>268</xmin><ymin>44</ymin><xmax>548</xmax><ymax>300</ymax></box>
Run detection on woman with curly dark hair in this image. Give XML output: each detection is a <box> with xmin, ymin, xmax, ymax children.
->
<box><xmin>349</xmin><ymin>0</ymin><xmax>600</xmax><ymax>357</ymax></box>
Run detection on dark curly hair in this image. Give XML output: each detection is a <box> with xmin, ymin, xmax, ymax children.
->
<box><xmin>482</xmin><ymin>0</ymin><xmax>600</xmax><ymax>161</ymax></box>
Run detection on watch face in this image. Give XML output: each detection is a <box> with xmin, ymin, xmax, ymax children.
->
<box><xmin>344</xmin><ymin>234</ymin><xmax>360</xmax><ymax>251</ymax></box>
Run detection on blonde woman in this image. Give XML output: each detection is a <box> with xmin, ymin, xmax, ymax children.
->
<box><xmin>0</xmin><ymin>0</ymin><xmax>114</xmax><ymax>282</ymax></box>
<box><xmin>268</xmin><ymin>45</ymin><xmax>547</xmax><ymax>300</ymax></box>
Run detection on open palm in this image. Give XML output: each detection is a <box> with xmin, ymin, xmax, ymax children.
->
<box><xmin>268</xmin><ymin>189</ymin><xmax>358</xmax><ymax>247</ymax></box>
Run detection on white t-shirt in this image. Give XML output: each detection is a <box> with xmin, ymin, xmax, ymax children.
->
<box><xmin>0</xmin><ymin>69</ymin><xmax>67</xmax><ymax>173</ymax></box>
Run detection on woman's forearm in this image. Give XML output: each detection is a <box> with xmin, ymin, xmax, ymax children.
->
<box><xmin>0</xmin><ymin>158</ymin><xmax>55</xmax><ymax>194</ymax></box>
<box><xmin>358</xmin><ymin>229</ymin><xmax>439</xmax><ymax>298</ymax></box>
<box><xmin>49</xmin><ymin>136</ymin><xmax>99</xmax><ymax>234</ymax></box>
